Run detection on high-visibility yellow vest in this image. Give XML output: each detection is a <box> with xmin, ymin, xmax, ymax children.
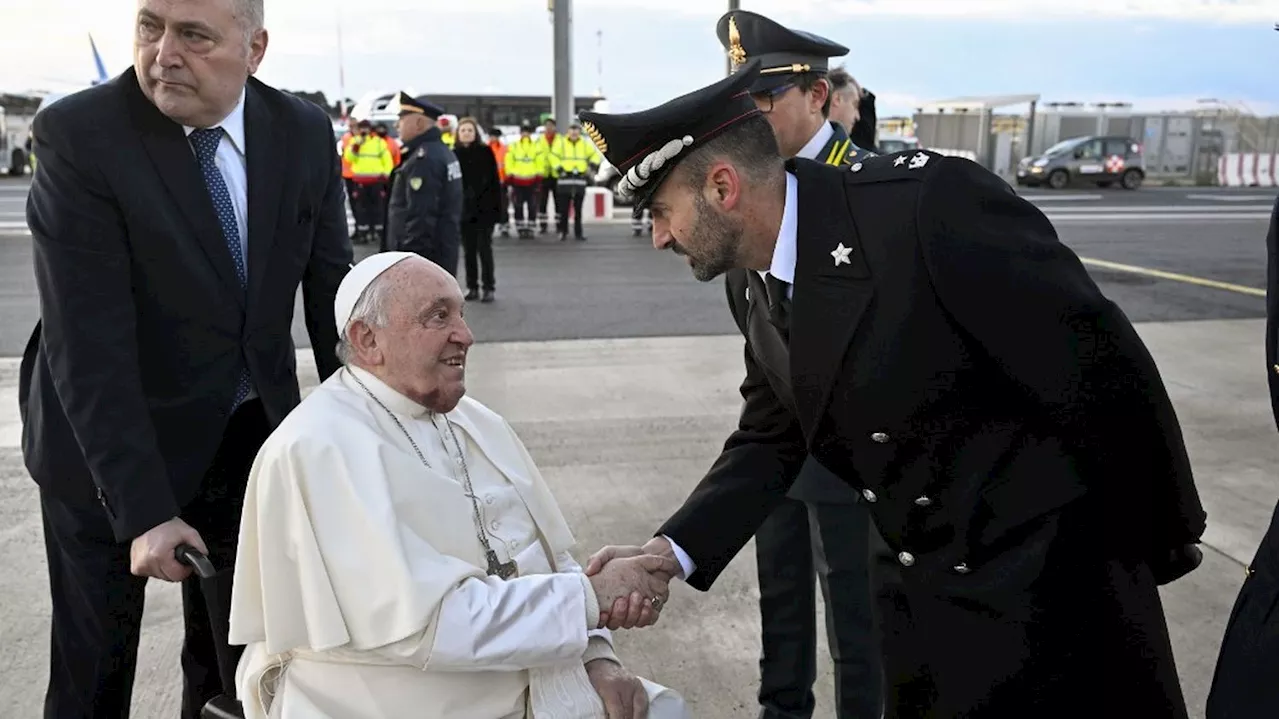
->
<box><xmin>550</xmin><ymin>136</ymin><xmax>601</xmax><ymax>176</ymax></box>
<box><xmin>343</xmin><ymin>134</ymin><xmax>393</xmax><ymax>178</ymax></box>
<box><xmin>535</xmin><ymin>133</ymin><xmax>558</xmax><ymax>177</ymax></box>
<box><xmin>504</xmin><ymin>137</ymin><xmax>543</xmax><ymax>183</ymax></box>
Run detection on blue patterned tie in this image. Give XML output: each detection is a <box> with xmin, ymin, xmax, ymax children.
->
<box><xmin>189</xmin><ymin>127</ymin><xmax>251</xmax><ymax>408</ymax></box>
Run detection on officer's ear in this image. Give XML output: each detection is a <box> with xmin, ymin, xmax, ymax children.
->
<box><xmin>706</xmin><ymin>161</ymin><xmax>743</xmax><ymax>213</ymax></box>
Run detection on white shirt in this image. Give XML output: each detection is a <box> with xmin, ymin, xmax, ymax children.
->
<box><xmin>754</xmin><ymin>120</ymin><xmax>828</xmax><ymax>296</ymax></box>
<box><xmin>663</xmin><ymin>122</ymin><xmax>820</xmax><ymax>579</ymax></box>
<box><xmin>183</xmin><ymin>88</ymin><xmax>254</xmax><ymax>400</ymax></box>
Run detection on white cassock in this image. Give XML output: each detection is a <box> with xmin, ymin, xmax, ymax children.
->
<box><xmin>228</xmin><ymin>364</ymin><xmax>688</xmax><ymax>719</ymax></box>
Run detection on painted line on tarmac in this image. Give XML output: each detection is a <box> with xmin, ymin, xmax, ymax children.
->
<box><xmin>1079</xmin><ymin>257</ymin><xmax>1266</xmax><ymax>297</ymax></box>
<box><xmin>1046</xmin><ymin>213</ymin><xmax>1271</xmax><ymax>222</ymax></box>
<box><xmin>1018</xmin><ymin>194</ymin><xmax>1103</xmax><ymax>201</ymax></box>
<box><xmin>1044</xmin><ymin>204</ymin><xmax>1273</xmax><ymax>213</ymax></box>
<box><xmin>1185</xmin><ymin>193</ymin><xmax>1278</xmax><ymax>202</ymax></box>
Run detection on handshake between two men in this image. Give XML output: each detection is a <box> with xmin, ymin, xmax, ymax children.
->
<box><xmin>586</xmin><ymin>537</ymin><xmax>681</xmax><ymax>630</ymax></box>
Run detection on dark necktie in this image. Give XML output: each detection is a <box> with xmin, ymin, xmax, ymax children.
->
<box><xmin>189</xmin><ymin>127</ymin><xmax>251</xmax><ymax>408</ymax></box>
<box><xmin>764</xmin><ymin>272</ymin><xmax>792</xmax><ymax>337</ymax></box>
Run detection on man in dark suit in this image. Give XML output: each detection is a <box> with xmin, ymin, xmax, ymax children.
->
<box><xmin>581</xmin><ymin>60</ymin><xmax>1206</xmax><ymax>717</ymax></box>
<box><xmin>712</xmin><ymin>11</ymin><xmax>879</xmax><ymax>718</ymax></box>
<box><xmin>19</xmin><ymin>1</ymin><xmax>352</xmax><ymax>716</ymax></box>
<box><xmin>1205</xmin><ymin>199</ymin><xmax>1278</xmax><ymax>719</ymax></box>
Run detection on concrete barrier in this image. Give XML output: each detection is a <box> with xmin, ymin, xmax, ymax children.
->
<box><xmin>1218</xmin><ymin>152</ymin><xmax>1278</xmax><ymax>187</ymax></box>
<box><xmin>583</xmin><ymin>187</ymin><xmax>613</xmax><ymax>222</ymax></box>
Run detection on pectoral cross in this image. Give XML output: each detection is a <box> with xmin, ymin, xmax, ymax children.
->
<box><xmin>486</xmin><ymin>549</ymin><xmax>518</xmax><ymax>580</ymax></box>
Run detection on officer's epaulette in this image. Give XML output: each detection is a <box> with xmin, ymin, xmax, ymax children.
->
<box><xmin>845</xmin><ymin>149</ymin><xmax>945</xmax><ymax>184</ymax></box>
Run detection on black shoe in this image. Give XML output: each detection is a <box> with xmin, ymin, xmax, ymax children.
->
<box><xmin>465</xmin><ymin>289</ymin><xmax>479</xmax><ymax>301</ymax></box>
<box><xmin>575</xmin><ymin>234</ymin><xmax>587</xmax><ymax>242</ymax></box>
<box><xmin>481</xmin><ymin>289</ymin><xmax>495</xmax><ymax>303</ymax></box>
<box><xmin>558</xmin><ymin>231</ymin><xmax>568</xmax><ymax>241</ymax></box>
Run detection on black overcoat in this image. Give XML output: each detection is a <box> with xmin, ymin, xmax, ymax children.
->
<box><xmin>658</xmin><ymin>151</ymin><xmax>1207</xmax><ymax>717</ymax></box>
<box><xmin>1204</xmin><ymin>199</ymin><xmax>1278</xmax><ymax>719</ymax></box>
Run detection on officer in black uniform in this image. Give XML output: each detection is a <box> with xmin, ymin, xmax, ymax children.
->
<box><xmin>386</xmin><ymin>92</ymin><xmax>463</xmax><ymax>275</ymax></box>
<box><xmin>580</xmin><ymin>60</ymin><xmax>1206</xmax><ymax>718</ymax></box>
<box><xmin>714</xmin><ymin>10</ymin><xmax>879</xmax><ymax>718</ymax></box>
<box><xmin>1205</xmin><ymin>198</ymin><xmax>1278</xmax><ymax>719</ymax></box>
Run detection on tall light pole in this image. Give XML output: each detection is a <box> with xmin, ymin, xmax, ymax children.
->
<box><xmin>552</xmin><ymin>0</ymin><xmax>573</xmax><ymax>125</ymax></box>
<box><xmin>725</xmin><ymin>0</ymin><xmax>741</xmax><ymax>76</ymax></box>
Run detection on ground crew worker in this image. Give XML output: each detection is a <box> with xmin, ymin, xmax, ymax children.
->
<box><xmin>338</xmin><ymin>123</ymin><xmax>358</xmax><ymax>203</ymax></box>
<box><xmin>504</xmin><ymin>122</ymin><xmax>542</xmax><ymax>239</ymax></box>
<box><xmin>550</xmin><ymin>121</ymin><xmax>601</xmax><ymax>241</ymax></box>
<box><xmin>535</xmin><ymin>117</ymin><xmax>559</xmax><ymax>234</ymax></box>
<box><xmin>373</xmin><ymin>123</ymin><xmax>402</xmax><ymax>248</ymax></box>
<box><xmin>437</xmin><ymin>115</ymin><xmax>456</xmax><ymax>149</ymax></box>
<box><xmin>488</xmin><ymin>126</ymin><xmax>511</xmax><ymax>237</ymax></box>
<box><xmin>386</xmin><ymin>92</ymin><xmax>463</xmax><ymax>274</ymax></box>
<box><xmin>343</xmin><ymin>119</ymin><xmax>394</xmax><ymax>244</ymax></box>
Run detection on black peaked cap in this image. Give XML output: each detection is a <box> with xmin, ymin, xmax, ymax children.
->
<box><xmin>577</xmin><ymin>58</ymin><xmax>764</xmax><ymax>212</ymax></box>
<box><xmin>389</xmin><ymin>91</ymin><xmax>444</xmax><ymax>119</ymax></box>
<box><xmin>716</xmin><ymin>10</ymin><xmax>849</xmax><ymax>94</ymax></box>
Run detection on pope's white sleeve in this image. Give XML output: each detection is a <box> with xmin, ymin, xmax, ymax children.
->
<box><xmin>551</xmin><ymin>550</ymin><xmax>621</xmax><ymax>667</ymax></box>
<box><xmin>369</xmin><ymin>572</ymin><xmax>599</xmax><ymax>672</ymax></box>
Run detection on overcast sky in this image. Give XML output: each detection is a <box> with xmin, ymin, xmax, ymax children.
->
<box><xmin>1</xmin><ymin>0</ymin><xmax>1276</xmax><ymax>117</ymax></box>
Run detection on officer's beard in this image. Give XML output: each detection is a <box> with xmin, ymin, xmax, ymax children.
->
<box><xmin>675</xmin><ymin>192</ymin><xmax>744</xmax><ymax>283</ymax></box>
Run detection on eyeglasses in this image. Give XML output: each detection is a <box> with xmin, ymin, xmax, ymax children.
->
<box><xmin>752</xmin><ymin>83</ymin><xmax>795</xmax><ymax>114</ymax></box>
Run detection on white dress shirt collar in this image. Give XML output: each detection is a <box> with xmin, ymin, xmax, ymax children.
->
<box><xmin>795</xmin><ymin>120</ymin><xmax>834</xmax><ymax>163</ymax></box>
<box><xmin>758</xmin><ymin>121</ymin><xmax>828</xmax><ymax>288</ymax></box>
<box><xmin>766</xmin><ymin>173</ymin><xmax>800</xmax><ymax>286</ymax></box>
<box><xmin>182</xmin><ymin>86</ymin><xmax>247</xmax><ymax>153</ymax></box>
<box><xmin>343</xmin><ymin>364</ymin><xmax>432</xmax><ymax>419</ymax></box>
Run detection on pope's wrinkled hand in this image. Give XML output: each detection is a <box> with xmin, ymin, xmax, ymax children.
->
<box><xmin>588</xmin><ymin>537</ymin><xmax>682</xmax><ymax>629</ymax></box>
<box><xmin>586</xmin><ymin>658</ymin><xmax>649</xmax><ymax>718</ymax></box>
<box><xmin>588</xmin><ymin>554</ymin><xmax>678</xmax><ymax>630</ymax></box>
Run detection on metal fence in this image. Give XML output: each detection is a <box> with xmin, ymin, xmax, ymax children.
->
<box><xmin>911</xmin><ymin>110</ymin><xmax>1279</xmax><ymax>184</ymax></box>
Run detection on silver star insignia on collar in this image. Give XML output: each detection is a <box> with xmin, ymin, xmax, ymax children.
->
<box><xmin>831</xmin><ymin>242</ymin><xmax>853</xmax><ymax>267</ymax></box>
<box><xmin>893</xmin><ymin>155</ymin><xmax>907</xmax><ymax>167</ymax></box>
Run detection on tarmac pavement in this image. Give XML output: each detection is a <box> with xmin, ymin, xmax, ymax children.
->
<box><xmin>0</xmin><ymin>175</ymin><xmax>1277</xmax><ymax>717</ymax></box>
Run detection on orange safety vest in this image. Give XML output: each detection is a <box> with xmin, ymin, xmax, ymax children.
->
<box><xmin>382</xmin><ymin>135</ymin><xmax>402</xmax><ymax>166</ymax></box>
<box><xmin>339</xmin><ymin>131</ymin><xmax>358</xmax><ymax>179</ymax></box>
<box><xmin>489</xmin><ymin>139</ymin><xmax>507</xmax><ymax>182</ymax></box>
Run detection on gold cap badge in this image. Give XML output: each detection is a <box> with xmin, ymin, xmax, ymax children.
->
<box><xmin>727</xmin><ymin>16</ymin><xmax>747</xmax><ymax>69</ymax></box>
<box><xmin>581</xmin><ymin>120</ymin><xmax>608</xmax><ymax>155</ymax></box>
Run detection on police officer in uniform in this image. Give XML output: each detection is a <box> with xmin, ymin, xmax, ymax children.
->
<box><xmin>386</xmin><ymin>92</ymin><xmax>463</xmax><ymax>276</ymax></box>
<box><xmin>580</xmin><ymin>60</ymin><xmax>1207</xmax><ymax>718</ymax></box>
<box><xmin>714</xmin><ymin>10</ymin><xmax>879</xmax><ymax>718</ymax></box>
<box><xmin>1205</xmin><ymin>199</ymin><xmax>1279</xmax><ymax>719</ymax></box>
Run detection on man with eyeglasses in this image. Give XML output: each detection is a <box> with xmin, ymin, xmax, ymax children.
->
<box><xmin>713</xmin><ymin>10</ymin><xmax>880</xmax><ymax>719</ymax></box>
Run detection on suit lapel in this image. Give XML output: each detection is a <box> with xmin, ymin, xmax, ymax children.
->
<box><xmin>788</xmin><ymin>159</ymin><xmax>874</xmax><ymax>439</ymax></box>
<box><xmin>124</xmin><ymin>69</ymin><xmax>245</xmax><ymax>305</ymax></box>
<box><xmin>244</xmin><ymin>80</ymin><xmax>285</xmax><ymax>309</ymax></box>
